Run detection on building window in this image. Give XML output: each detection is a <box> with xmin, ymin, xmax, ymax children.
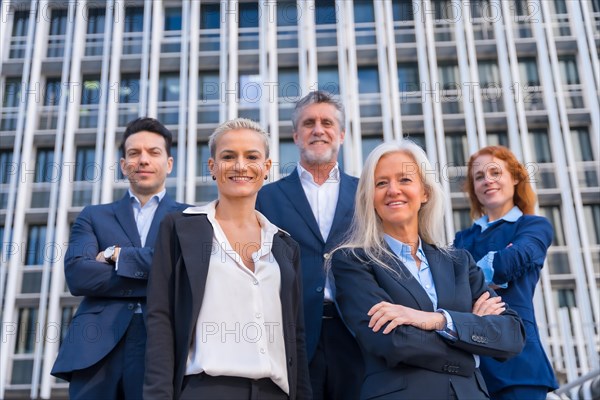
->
<box><xmin>26</xmin><ymin>225</ymin><xmax>47</xmax><ymax>265</ymax></box>
<box><xmin>74</xmin><ymin>146</ymin><xmax>96</xmax><ymax>182</ymax></box>
<box><xmin>583</xmin><ymin>205</ymin><xmax>600</xmax><ymax>245</ymax></box>
<box><xmin>278</xmin><ymin>68</ymin><xmax>300</xmax><ymax>99</ymax></box>
<box><xmin>239</xmin><ymin>2</ymin><xmax>259</xmax><ymax>28</ymax></box>
<box><xmin>362</xmin><ymin>136</ymin><xmax>383</xmax><ymax>163</ymax></box>
<box><xmin>558</xmin><ymin>56</ymin><xmax>580</xmax><ymax>85</ymax></box>
<box><xmin>453</xmin><ymin>209</ymin><xmax>472</xmax><ymax>232</ymax></box>
<box><xmin>35</xmin><ymin>148</ymin><xmax>55</xmax><ymax>183</ymax></box>
<box><xmin>123</xmin><ymin>6</ymin><xmax>144</xmax><ymax>54</ymax></box>
<box><xmin>1</xmin><ymin>150</ymin><xmax>13</xmax><ymax>184</ymax></box>
<box><xmin>354</xmin><ymin>0</ymin><xmax>375</xmax><ymax>23</ymax></box>
<box><xmin>158</xmin><ymin>73</ymin><xmax>180</xmax><ymax>125</ymax></box>
<box><xmin>357</xmin><ymin>67</ymin><xmax>380</xmax><ymax>94</ymax></box>
<box><xmin>519</xmin><ymin>58</ymin><xmax>540</xmax><ymax>86</ymax></box>
<box><xmin>315</xmin><ymin>0</ymin><xmax>337</xmax><ymax>24</ymax></box>
<box><xmin>60</xmin><ymin>306</ymin><xmax>76</xmax><ymax>345</ymax></box>
<box><xmin>47</xmin><ymin>9</ymin><xmax>68</xmax><ymax>58</ymax></box>
<box><xmin>571</xmin><ymin>128</ymin><xmax>594</xmax><ymax>162</ymax></box>
<box><xmin>43</xmin><ymin>78</ymin><xmax>62</xmax><ymax>106</ymax></box>
<box><xmin>196</xmin><ymin>144</ymin><xmax>211</xmax><ymax>177</ymax></box>
<box><xmin>445</xmin><ymin>133</ymin><xmax>468</xmax><ymax>166</ymax></box>
<box><xmin>198</xmin><ymin>72</ymin><xmax>220</xmax><ymax>101</ymax></box>
<box><xmin>279</xmin><ymin>140</ymin><xmax>300</xmax><ymax>175</ymax></box>
<box><xmin>164</xmin><ymin>7</ymin><xmax>182</xmax><ymax>31</ymax></box>
<box><xmin>398</xmin><ymin>62</ymin><xmax>422</xmax><ymax>116</ymax></box>
<box><xmin>392</xmin><ymin>0</ymin><xmax>414</xmax><ymax>21</ymax></box>
<box><xmin>2</xmin><ymin>77</ymin><xmax>22</xmax><ymax>131</ymax></box>
<box><xmin>529</xmin><ymin>130</ymin><xmax>553</xmax><ymax>163</ymax></box>
<box><xmin>238</xmin><ymin>72</ymin><xmax>261</xmax><ymax>121</ymax></box>
<box><xmin>487</xmin><ymin>131</ymin><xmax>509</xmax><ymax>147</ymax></box>
<box><xmin>124</xmin><ymin>7</ymin><xmax>144</xmax><ymax>32</ymax></box>
<box><xmin>85</xmin><ymin>8</ymin><xmax>105</xmax><ymax>56</ymax></box>
<box><xmin>10</xmin><ymin>10</ymin><xmax>29</xmax><ymax>58</ymax></box>
<box><xmin>79</xmin><ymin>76</ymin><xmax>101</xmax><ymax>128</ymax></box>
<box><xmin>277</xmin><ymin>0</ymin><xmax>298</xmax><ymax>27</ymax></box>
<box><xmin>12</xmin><ymin>308</ymin><xmax>38</xmax><ymax>386</ymax></box>
<box><xmin>539</xmin><ymin>206</ymin><xmax>566</xmax><ymax>246</ymax></box>
<box><xmin>318</xmin><ymin>67</ymin><xmax>340</xmax><ymax>95</ymax></box>
<box><xmin>200</xmin><ymin>3</ymin><xmax>220</xmax><ymax>29</ymax></box>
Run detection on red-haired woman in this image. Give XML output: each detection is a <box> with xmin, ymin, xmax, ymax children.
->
<box><xmin>454</xmin><ymin>146</ymin><xmax>558</xmax><ymax>400</ymax></box>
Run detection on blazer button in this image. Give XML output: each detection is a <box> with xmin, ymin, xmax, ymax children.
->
<box><xmin>316</xmin><ymin>286</ymin><xmax>323</xmax><ymax>293</ymax></box>
<box><xmin>323</xmin><ymin>253</ymin><xmax>330</xmax><ymax>260</ymax></box>
<box><xmin>128</xmin><ymin>303</ymin><xmax>134</xmax><ymax>310</ymax></box>
<box><xmin>288</xmin><ymin>357</ymin><xmax>293</xmax><ymax>366</ymax></box>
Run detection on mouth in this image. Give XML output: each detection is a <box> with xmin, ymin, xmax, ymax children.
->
<box><xmin>386</xmin><ymin>201</ymin><xmax>407</xmax><ymax>207</ymax></box>
<box><xmin>484</xmin><ymin>188</ymin><xmax>499</xmax><ymax>195</ymax></box>
<box><xmin>309</xmin><ymin>140</ymin><xmax>329</xmax><ymax>145</ymax></box>
<box><xmin>228</xmin><ymin>176</ymin><xmax>253</xmax><ymax>182</ymax></box>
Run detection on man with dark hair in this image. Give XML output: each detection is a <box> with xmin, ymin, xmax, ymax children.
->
<box><xmin>257</xmin><ymin>91</ymin><xmax>364</xmax><ymax>399</ymax></box>
<box><xmin>51</xmin><ymin>117</ymin><xmax>188</xmax><ymax>399</ymax></box>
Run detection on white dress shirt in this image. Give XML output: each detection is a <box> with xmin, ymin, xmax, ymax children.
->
<box><xmin>297</xmin><ymin>163</ymin><xmax>340</xmax><ymax>302</ymax></box>
<box><xmin>183</xmin><ymin>201</ymin><xmax>289</xmax><ymax>394</ymax></box>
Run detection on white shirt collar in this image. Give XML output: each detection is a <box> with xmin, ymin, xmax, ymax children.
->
<box><xmin>297</xmin><ymin>162</ymin><xmax>340</xmax><ymax>185</ymax></box>
<box><xmin>183</xmin><ymin>200</ymin><xmax>281</xmax><ymax>239</ymax></box>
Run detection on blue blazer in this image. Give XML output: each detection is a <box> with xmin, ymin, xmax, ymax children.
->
<box><xmin>51</xmin><ymin>193</ymin><xmax>187</xmax><ymax>380</ymax></box>
<box><xmin>256</xmin><ymin>168</ymin><xmax>358</xmax><ymax>360</ymax></box>
<box><xmin>332</xmin><ymin>244</ymin><xmax>526</xmax><ymax>399</ymax></box>
<box><xmin>454</xmin><ymin>215</ymin><xmax>558</xmax><ymax>394</ymax></box>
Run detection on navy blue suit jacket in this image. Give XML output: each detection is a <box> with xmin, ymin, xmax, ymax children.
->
<box><xmin>51</xmin><ymin>193</ymin><xmax>187</xmax><ymax>380</ymax></box>
<box><xmin>332</xmin><ymin>244</ymin><xmax>526</xmax><ymax>399</ymax></box>
<box><xmin>256</xmin><ymin>168</ymin><xmax>358</xmax><ymax>360</ymax></box>
<box><xmin>454</xmin><ymin>215</ymin><xmax>558</xmax><ymax>393</ymax></box>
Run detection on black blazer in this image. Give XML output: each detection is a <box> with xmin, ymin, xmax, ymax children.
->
<box><xmin>332</xmin><ymin>243</ymin><xmax>526</xmax><ymax>400</ymax></box>
<box><xmin>143</xmin><ymin>211</ymin><xmax>312</xmax><ymax>400</ymax></box>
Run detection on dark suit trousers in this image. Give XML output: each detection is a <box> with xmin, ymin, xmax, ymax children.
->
<box><xmin>309</xmin><ymin>304</ymin><xmax>364</xmax><ymax>400</ymax></box>
<box><xmin>180</xmin><ymin>374</ymin><xmax>288</xmax><ymax>400</ymax></box>
<box><xmin>69</xmin><ymin>314</ymin><xmax>146</xmax><ymax>400</ymax></box>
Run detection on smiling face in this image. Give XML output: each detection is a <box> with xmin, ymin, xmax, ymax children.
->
<box><xmin>208</xmin><ymin>129</ymin><xmax>272</xmax><ymax>200</ymax></box>
<box><xmin>373</xmin><ymin>152</ymin><xmax>428</xmax><ymax>240</ymax></box>
<box><xmin>120</xmin><ymin>130</ymin><xmax>173</xmax><ymax>199</ymax></box>
<box><xmin>293</xmin><ymin>102</ymin><xmax>345</xmax><ymax>168</ymax></box>
<box><xmin>471</xmin><ymin>154</ymin><xmax>518</xmax><ymax>220</ymax></box>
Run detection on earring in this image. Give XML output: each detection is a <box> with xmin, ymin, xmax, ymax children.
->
<box><xmin>212</xmin><ymin>175</ymin><xmax>216</xmax><ymax>181</ymax></box>
<box><xmin>264</xmin><ymin>175</ymin><xmax>268</xmax><ymax>180</ymax></box>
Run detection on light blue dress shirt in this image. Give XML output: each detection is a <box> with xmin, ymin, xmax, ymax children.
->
<box><xmin>474</xmin><ymin>206</ymin><xmax>523</xmax><ymax>288</ymax></box>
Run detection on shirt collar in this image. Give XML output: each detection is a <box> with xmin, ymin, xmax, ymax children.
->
<box><xmin>128</xmin><ymin>188</ymin><xmax>166</xmax><ymax>206</ymax></box>
<box><xmin>474</xmin><ymin>205</ymin><xmax>523</xmax><ymax>231</ymax></box>
<box><xmin>183</xmin><ymin>200</ymin><xmax>280</xmax><ymax>238</ymax></box>
<box><xmin>383</xmin><ymin>234</ymin><xmax>426</xmax><ymax>263</ymax></box>
<box><xmin>297</xmin><ymin>162</ymin><xmax>340</xmax><ymax>184</ymax></box>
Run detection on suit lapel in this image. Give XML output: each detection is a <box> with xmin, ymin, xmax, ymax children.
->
<box><xmin>175</xmin><ymin>215</ymin><xmax>214</xmax><ymax>319</ymax></box>
<box><xmin>145</xmin><ymin>194</ymin><xmax>176</xmax><ymax>248</ymax></box>
<box><xmin>278</xmin><ymin>170</ymin><xmax>324</xmax><ymax>242</ymax></box>
<box><xmin>424</xmin><ymin>243</ymin><xmax>455</xmax><ymax>309</ymax></box>
<box><xmin>326</xmin><ymin>173</ymin><xmax>355</xmax><ymax>246</ymax></box>
<box><xmin>380</xmin><ymin>250</ymin><xmax>435</xmax><ymax>312</ymax></box>
<box><xmin>114</xmin><ymin>194</ymin><xmax>142</xmax><ymax>247</ymax></box>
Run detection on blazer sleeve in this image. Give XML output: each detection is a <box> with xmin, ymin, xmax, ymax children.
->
<box><xmin>332</xmin><ymin>250</ymin><xmax>477</xmax><ymax>377</ymax></box>
<box><xmin>144</xmin><ymin>213</ymin><xmax>178</xmax><ymax>399</ymax></box>
<box><xmin>64</xmin><ymin>207</ymin><xmax>148</xmax><ymax>297</ymax></box>
<box><xmin>491</xmin><ymin>217</ymin><xmax>553</xmax><ymax>284</ymax></box>
<box><xmin>287</xmin><ymin>237</ymin><xmax>313</xmax><ymax>399</ymax></box>
<box><xmin>444</xmin><ymin>250</ymin><xmax>526</xmax><ymax>360</ymax></box>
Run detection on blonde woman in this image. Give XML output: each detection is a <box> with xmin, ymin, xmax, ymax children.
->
<box><xmin>331</xmin><ymin>140</ymin><xmax>525</xmax><ymax>399</ymax></box>
<box><xmin>144</xmin><ymin>119</ymin><xmax>311</xmax><ymax>399</ymax></box>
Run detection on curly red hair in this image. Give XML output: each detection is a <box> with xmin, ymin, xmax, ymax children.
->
<box><xmin>465</xmin><ymin>146</ymin><xmax>537</xmax><ymax>219</ymax></box>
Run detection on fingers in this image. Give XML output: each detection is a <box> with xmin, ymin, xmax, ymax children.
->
<box><xmin>473</xmin><ymin>294</ymin><xmax>506</xmax><ymax>316</ymax></box>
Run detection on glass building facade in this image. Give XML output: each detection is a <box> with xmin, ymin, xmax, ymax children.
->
<box><xmin>0</xmin><ymin>0</ymin><xmax>598</xmax><ymax>398</ymax></box>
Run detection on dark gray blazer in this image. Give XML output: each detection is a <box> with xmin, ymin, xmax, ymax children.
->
<box><xmin>143</xmin><ymin>212</ymin><xmax>312</xmax><ymax>400</ymax></box>
<box><xmin>332</xmin><ymin>243</ymin><xmax>526</xmax><ymax>399</ymax></box>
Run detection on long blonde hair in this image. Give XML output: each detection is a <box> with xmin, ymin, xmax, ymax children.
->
<box><xmin>335</xmin><ymin>140</ymin><xmax>447</xmax><ymax>270</ymax></box>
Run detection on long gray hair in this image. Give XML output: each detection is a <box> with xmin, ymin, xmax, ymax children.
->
<box><xmin>336</xmin><ymin>140</ymin><xmax>447</xmax><ymax>269</ymax></box>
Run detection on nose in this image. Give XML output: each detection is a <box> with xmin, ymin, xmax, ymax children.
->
<box><xmin>138</xmin><ymin>151</ymin><xmax>150</xmax><ymax>165</ymax></box>
<box><xmin>312</xmin><ymin>121</ymin><xmax>325</xmax><ymax>135</ymax></box>
<box><xmin>386</xmin><ymin>181</ymin><xmax>401</xmax><ymax>196</ymax></box>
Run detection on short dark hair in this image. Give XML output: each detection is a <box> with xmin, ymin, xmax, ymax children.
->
<box><xmin>120</xmin><ymin>117</ymin><xmax>173</xmax><ymax>157</ymax></box>
<box><xmin>291</xmin><ymin>90</ymin><xmax>345</xmax><ymax>131</ymax></box>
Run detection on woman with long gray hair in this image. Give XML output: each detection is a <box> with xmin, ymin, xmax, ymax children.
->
<box><xmin>331</xmin><ymin>140</ymin><xmax>525</xmax><ymax>399</ymax></box>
